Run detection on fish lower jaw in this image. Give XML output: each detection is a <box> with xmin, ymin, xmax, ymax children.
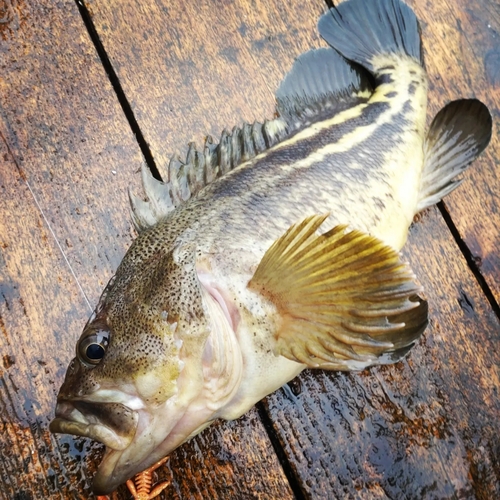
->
<box><xmin>92</xmin><ymin>448</ymin><xmax>125</xmax><ymax>495</ymax></box>
<box><xmin>97</xmin><ymin>411</ymin><xmax>207</xmax><ymax>494</ymax></box>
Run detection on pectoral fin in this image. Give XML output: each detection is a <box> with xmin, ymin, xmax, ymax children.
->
<box><xmin>248</xmin><ymin>215</ymin><xmax>428</xmax><ymax>371</ymax></box>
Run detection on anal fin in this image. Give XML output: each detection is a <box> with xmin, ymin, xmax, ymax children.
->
<box><xmin>248</xmin><ymin>215</ymin><xmax>428</xmax><ymax>371</ymax></box>
<box><xmin>417</xmin><ymin>99</ymin><xmax>492</xmax><ymax>212</ymax></box>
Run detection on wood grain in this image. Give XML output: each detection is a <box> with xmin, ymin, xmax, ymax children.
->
<box><xmin>84</xmin><ymin>0</ymin><xmax>323</xmax><ymax>175</ymax></box>
<box><xmin>1</xmin><ymin>0</ymin><xmax>498</xmax><ymax>498</ymax></box>
<box><xmin>415</xmin><ymin>0</ymin><xmax>500</xmax><ymax>304</ymax></box>
<box><xmin>84</xmin><ymin>0</ymin><xmax>500</xmax><ymax>497</ymax></box>
<box><xmin>1</xmin><ymin>0</ymin><xmax>140</xmax><ymax>497</ymax></box>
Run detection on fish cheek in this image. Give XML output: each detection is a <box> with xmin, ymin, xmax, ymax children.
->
<box><xmin>101</xmin><ymin>329</ymin><xmax>182</xmax><ymax>406</ymax></box>
<box><xmin>104</xmin><ymin>244</ymin><xmax>205</xmax><ymax>405</ymax></box>
<box><xmin>103</xmin><ymin>299</ymin><xmax>184</xmax><ymax>405</ymax></box>
<box><xmin>58</xmin><ymin>357</ymin><xmax>101</xmax><ymax>399</ymax></box>
<box><xmin>133</xmin><ymin>357</ymin><xmax>181</xmax><ymax>406</ymax></box>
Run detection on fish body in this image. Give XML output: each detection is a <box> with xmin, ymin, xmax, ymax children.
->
<box><xmin>50</xmin><ymin>0</ymin><xmax>492</xmax><ymax>494</ymax></box>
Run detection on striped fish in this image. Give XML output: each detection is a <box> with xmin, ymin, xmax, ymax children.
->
<box><xmin>50</xmin><ymin>0</ymin><xmax>492</xmax><ymax>494</ymax></box>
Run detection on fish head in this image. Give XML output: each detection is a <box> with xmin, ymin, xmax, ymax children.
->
<box><xmin>50</xmin><ymin>235</ymin><xmax>215</xmax><ymax>493</ymax></box>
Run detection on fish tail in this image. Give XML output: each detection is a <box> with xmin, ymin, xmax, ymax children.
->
<box><xmin>318</xmin><ymin>0</ymin><xmax>423</xmax><ymax>74</ymax></box>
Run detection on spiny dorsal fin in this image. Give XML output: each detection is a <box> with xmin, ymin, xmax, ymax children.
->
<box><xmin>276</xmin><ymin>47</ymin><xmax>372</xmax><ymax>127</ymax></box>
<box><xmin>129</xmin><ymin>117</ymin><xmax>288</xmax><ymax>231</ymax></box>
<box><xmin>417</xmin><ymin>99</ymin><xmax>492</xmax><ymax>212</ymax></box>
<box><xmin>128</xmin><ymin>165</ymin><xmax>175</xmax><ymax>231</ymax></box>
<box><xmin>248</xmin><ymin>214</ymin><xmax>428</xmax><ymax>371</ymax></box>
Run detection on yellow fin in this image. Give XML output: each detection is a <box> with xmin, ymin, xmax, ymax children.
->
<box><xmin>248</xmin><ymin>215</ymin><xmax>428</xmax><ymax>370</ymax></box>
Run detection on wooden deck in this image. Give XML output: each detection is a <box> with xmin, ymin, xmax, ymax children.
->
<box><xmin>0</xmin><ymin>0</ymin><xmax>499</xmax><ymax>498</ymax></box>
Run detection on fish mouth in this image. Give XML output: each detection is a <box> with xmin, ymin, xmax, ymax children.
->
<box><xmin>50</xmin><ymin>400</ymin><xmax>139</xmax><ymax>452</ymax></box>
<box><xmin>50</xmin><ymin>398</ymin><xmax>165</xmax><ymax>494</ymax></box>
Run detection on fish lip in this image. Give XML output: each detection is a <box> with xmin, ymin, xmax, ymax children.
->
<box><xmin>50</xmin><ymin>400</ymin><xmax>138</xmax><ymax>451</ymax></box>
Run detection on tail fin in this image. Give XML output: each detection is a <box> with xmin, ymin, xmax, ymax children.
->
<box><xmin>318</xmin><ymin>0</ymin><xmax>422</xmax><ymax>72</ymax></box>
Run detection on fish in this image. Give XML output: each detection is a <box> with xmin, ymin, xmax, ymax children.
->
<box><xmin>49</xmin><ymin>0</ymin><xmax>492</xmax><ymax>494</ymax></box>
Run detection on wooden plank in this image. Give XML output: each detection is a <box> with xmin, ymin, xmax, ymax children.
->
<box><xmin>0</xmin><ymin>0</ymin><xmax>292</xmax><ymax>498</ymax></box>
<box><xmin>159</xmin><ymin>409</ymin><xmax>292</xmax><ymax>500</ymax></box>
<box><xmin>84</xmin><ymin>0</ymin><xmax>323</xmax><ymax>172</ymax></box>
<box><xmin>0</xmin><ymin>137</ymin><xmax>103</xmax><ymax>499</ymax></box>
<box><xmin>414</xmin><ymin>0</ymin><xmax>500</xmax><ymax>304</ymax></box>
<box><xmin>83</xmin><ymin>0</ymin><xmax>500</xmax><ymax>497</ymax></box>
<box><xmin>0</xmin><ymin>0</ymin><xmax>140</xmax><ymax>496</ymax></box>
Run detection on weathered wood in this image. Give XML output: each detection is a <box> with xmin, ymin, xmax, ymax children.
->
<box><xmin>0</xmin><ymin>0</ymin><xmax>292</xmax><ymax>498</ymax></box>
<box><xmin>160</xmin><ymin>409</ymin><xmax>292</xmax><ymax>500</ymax></box>
<box><xmin>2</xmin><ymin>0</ymin><xmax>499</xmax><ymax>498</ymax></box>
<box><xmin>84</xmin><ymin>0</ymin><xmax>323</xmax><ymax>174</ymax></box>
<box><xmin>415</xmin><ymin>0</ymin><xmax>500</xmax><ymax>304</ymax></box>
<box><xmin>1</xmin><ymin>0</ymin><xmax>140</xmax><ymax>497</ymax></box>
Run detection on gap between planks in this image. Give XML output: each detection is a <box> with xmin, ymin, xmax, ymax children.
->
<box><xmin>438</xmin><ymin>201</ymin><xmax>500</xmax><ymax>320</ymax></box>
<box><xmin>75</xmin><ymin>0</ymin><xmax>162</xmax><ymax>181</ymax></box>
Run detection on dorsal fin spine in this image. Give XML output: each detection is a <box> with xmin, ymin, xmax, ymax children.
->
<box><xmin>129</xmin><ymin>117</ymin><xmax>289</xmax><ymax>231</ymax></box>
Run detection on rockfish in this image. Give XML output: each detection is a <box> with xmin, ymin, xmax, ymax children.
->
<box><xmin>50</xmin><ymin>0</ymin><xmax>492</xmax><ymax>494</ymax></box>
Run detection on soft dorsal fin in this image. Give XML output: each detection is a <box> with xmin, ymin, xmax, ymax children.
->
<box><xmin>318</xmin><ymin>0</ymin><xmax>423</xmax><ymax>71</ymax></box>
<box><xmin>248</xmin><ymin>214</ymin><xmax>428</xmax><ymax>371</ymax></box>
<box><xmin>130</xmin><ymin>48</ymin><xmax>373</xmax><ymax>231</ymax></box>
<box><xmin>276</xmin><ymin>47</ymin><xmax>372</xmax><ymax>127</ymax></box>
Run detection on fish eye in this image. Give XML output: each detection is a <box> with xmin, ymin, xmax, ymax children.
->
<box><xmin>77</xmin><ymin>329</ymin><xmax>110</xmax><ymax>366</ymax></box>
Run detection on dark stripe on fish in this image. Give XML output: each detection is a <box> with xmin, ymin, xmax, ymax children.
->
<box><xmin>202</xmin><ymin>91</ymin><xmax>415</xmax><ymax>221</ymax></box>
<box><xmin>209</xmin><ymin>101</ymin><xmax>391</xmax><ymax>199</ymax></box>
<box><xmin>195</xmin><ymin>96</ymin><xmax>415</xmax><ymax>238</ymax></box>
<box><xmin>375</xmin><ymin>73</ymin><xmax>394</xmax><ymax>85</ymax></box>
<box><xmin>292</xmin><ymin>108</ymin><xmax>412</xmax><ymax>190</ymax></box>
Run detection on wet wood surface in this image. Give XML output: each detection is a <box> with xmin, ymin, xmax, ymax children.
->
<box><xmin>0</xmin><ymin>0</ymin><xmax>499</xmax><ymax>499</ymax></box>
